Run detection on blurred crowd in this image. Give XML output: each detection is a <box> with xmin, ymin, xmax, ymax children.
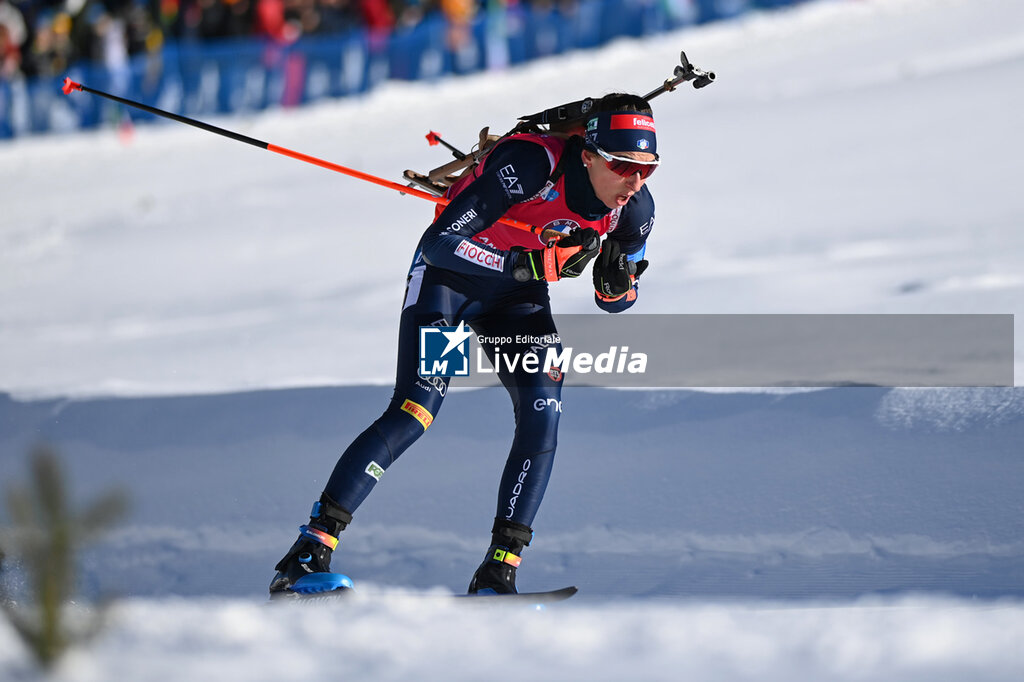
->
<box><xmin>0</xmin><ymin>0</ymin><xmax>521</xmax><ymax>81</ymax></box>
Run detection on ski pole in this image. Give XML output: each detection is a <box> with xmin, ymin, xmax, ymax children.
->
<box><xmin>60</xmin><ymin>77</ymin><xmax>551</xmax><ymax>239</ymax></box>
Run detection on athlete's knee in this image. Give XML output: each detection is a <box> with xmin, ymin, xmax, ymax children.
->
<box><xmin>518</xmin><ymin>385</ymin><xmax>563</xmax><ymax>430</ymax></box>
<box><xmin>525</xmin><ymin>395</ymin><xmax>563</xmax><ymax>418</ymax></box>
<box><xmin>373</xmin><ymin>395</ymin><xmax>439</xmax><ymax>453</ymax></box>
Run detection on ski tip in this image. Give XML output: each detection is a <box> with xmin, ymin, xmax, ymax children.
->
<box><xmin>61</xmin><ymin>77</ymin><xmax>81</xmax><ymax>95</ymax></box>
<box><xmin>553</xmin><ymin>586</ymin><xmax>578</xmax><ymax>600</ymax></box>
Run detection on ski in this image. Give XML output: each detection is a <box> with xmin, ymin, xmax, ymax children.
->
<box><xmin>456</xmin><ymin>586</ymin><xmax>578</xmax><ymax>604</ymax></box>
<box><xmin>270</xmin><ymin>575</ymin><xmax>577</xmax><ymax>605</ymax></box>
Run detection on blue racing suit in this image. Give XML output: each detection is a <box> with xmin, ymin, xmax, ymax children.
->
<box><xmin>323</xmin><ymin>134</ymin><xmax>655</xmax><ymax>528</ymax></box>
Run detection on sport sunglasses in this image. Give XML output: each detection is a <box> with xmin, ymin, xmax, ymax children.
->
<box><xmin>590</xmin><ymin>145</ymin><xmax>660</xmax><ymax>180</ymax></box>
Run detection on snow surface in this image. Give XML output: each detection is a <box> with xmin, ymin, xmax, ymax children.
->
<box><xmin>1</xmin><ymin>0</ymin><xmax>1024</xmax><ymax>680</ymax></box>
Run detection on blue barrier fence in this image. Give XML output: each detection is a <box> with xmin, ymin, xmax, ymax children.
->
<box><xmin>0</xmin><ymin>0</ymin><xmax>803</xmax><ymax>139</ymax></box>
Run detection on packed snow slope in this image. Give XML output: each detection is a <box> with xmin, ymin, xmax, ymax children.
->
<box><xmin>2</xmin><ymin>0</ymin><xmax>1024</xmax><ymax>681</ymax></box>
<box><xmin>2</xmin><ymin>385</ymin><xmax>1023</xmax><ymax>682</ymax></box>
<box><xmin>2</xmin><ymin>385</ymin><xmax>1023</xmax><ymax>601</ymax></box>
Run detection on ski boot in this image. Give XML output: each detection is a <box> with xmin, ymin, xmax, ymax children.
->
<box><xmin>467</xmin><ymin>519</ymin><xmax>533</xmax><ymax>595</ymax></box>
<box><xmin>269</xmin><ymin>492</ymin><xmax>354</xmax><ymax>597</ymax></box>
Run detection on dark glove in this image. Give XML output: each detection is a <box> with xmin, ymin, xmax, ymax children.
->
<box><xmin>592</xmin><ymin>238</ymin><xmax>649</xmax><ymax>301</ymax></box>
<box><xmin>512</xmin><ymin>227</ymin><xmax>601</xmax><ymax>282</ymax></box>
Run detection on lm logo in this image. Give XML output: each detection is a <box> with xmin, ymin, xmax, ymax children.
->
<box><xmin>419</xmin><ymin>321</ymin><xmax>473</xmax><ymax>377</ymax></box>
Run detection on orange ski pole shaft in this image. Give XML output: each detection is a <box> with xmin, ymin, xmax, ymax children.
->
<box><xmin>61</xmin><ymin>77</ymin><xmax>548</xmax><ymax>239</ymax></box>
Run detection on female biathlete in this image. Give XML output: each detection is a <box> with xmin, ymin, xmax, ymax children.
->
<box><xmin>271</xmin><ymin>93</ymin><xmax>658</xmax><ymax>596</ymax></box>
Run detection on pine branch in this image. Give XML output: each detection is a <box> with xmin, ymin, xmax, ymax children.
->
<box><xmin>0</xmin><ymin>444</ymin><xmax>129</xmax><ymax>670</ymax></box>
